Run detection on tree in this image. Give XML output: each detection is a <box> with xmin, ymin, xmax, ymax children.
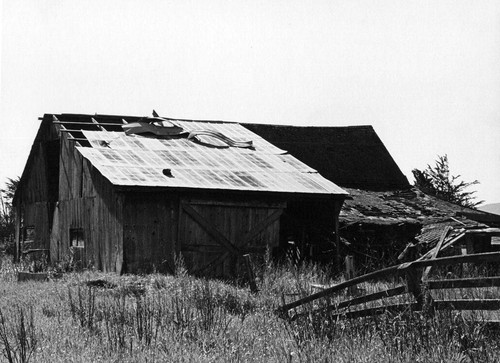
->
<box><xmin>412</xmin><ymin>155</ymin><xmax>483</xmax><ymax>208</ymax></box>
<box><xmin>0</xmin><ymin>177</ymin><xmax>20</xmax><ymax>253</ymax></box>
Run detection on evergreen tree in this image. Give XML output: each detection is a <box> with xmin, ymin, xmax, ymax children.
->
<box><xmin>0</xmin><ymin>177</ymin><xmax>20</xmax><ymax>253</ymax></box>
<box><xmin>412</xmin><ymin>155</ymin><xmax>483</xmax><ymax>208</ymax></box>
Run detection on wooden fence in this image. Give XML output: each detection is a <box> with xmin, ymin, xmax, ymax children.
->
<box><xmin>277</xmin><ymin>251</ymin><xmax>500</xmax><ymax>321</ymax></box>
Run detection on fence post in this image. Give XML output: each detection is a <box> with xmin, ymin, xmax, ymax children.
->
<box><xmin>405</xmin><ymin>266</ymin><xmax>423</xmax><ymax>310</ymax></box>
<box><xmin>243</xmin><ymin>254</ymin><xmax>258</xmax><ymax>293</ymax></box>
<box><xmin>345</xmin><ymin>255</ymin><xmax>357</xmax><ymax>295</ymax></box>
<box><xmin>345</xmin><ymin>255</ymin><xmax>355</xmax><ymax>279</ymax></box>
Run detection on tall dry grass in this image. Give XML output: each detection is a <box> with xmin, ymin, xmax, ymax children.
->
<box><xmin>0</xmin><ymin>254</ymin><xmax>499</xmax><ymax>362</ymax></box>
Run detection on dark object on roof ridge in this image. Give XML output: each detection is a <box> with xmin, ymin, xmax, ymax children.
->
<box><xmin>123</xmin><ymin>120</ymin><xmax>185</xmax><ymax>136</ymax></box>
<box><xmin>244</xmin><ymin>123</ymin><xmax>410</xmax><ymax>191</ymax></box>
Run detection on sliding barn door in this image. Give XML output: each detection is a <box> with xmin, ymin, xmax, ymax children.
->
<box><xmin>178</xmin><ymin>199</ymin><xmax>284</xmax><ymax>278</ymax></box>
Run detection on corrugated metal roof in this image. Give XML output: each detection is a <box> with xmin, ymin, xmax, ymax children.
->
<box><xmin>76</xmin><ymin>121</ymin><xmax>347</xmax><ymax>196</ymax></box>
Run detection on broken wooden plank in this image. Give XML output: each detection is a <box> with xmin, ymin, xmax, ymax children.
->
<box><xmin>418</xmin><ymin>232</ymin><xmax>466</xmax><ymax>261</ymax></box>
<box><xmin>422</xmin><ymin>226</ymin><xmax>452</xmax><ymax>281</ymax></box>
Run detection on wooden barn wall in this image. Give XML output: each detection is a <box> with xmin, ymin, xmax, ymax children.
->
<box><xmin>16</xmin><ymin>123</ymin><xmax>60</xmax><ymax>254</ymax></box>
<box><xmin>21</xmin><ymin>202</ymin><xmax>51</xmax><ymax>252</ymax></box>
<box><xmin>122</xmin><ymin>194</ymin><xmax>285</xmax><ymax>277</ymax></box>
<box><xmin>52</xmin><ymin>198</ymin><xmax>94</xmax><ymax>266</ymax></box>
<box><xmin>19</xmin><ymin>143</ymin><xmax>49</xmax><ymax>204</ymax></box>
<box><xmin>52</xmin><ymin>135</ymin><xmax>123</xmax><ymax>272</ymax></box>
<box><xmin>18</xmin><ymin>143</ymin><xmax>50</xmax><ymax>252</ymax></box>
<box><xmin>17</xmin><ymin>121</ymin><xmax>59</xmax><ymax>205</ymax></box>
<box><xmin>122</xmin><ymin>193</ymin><xmax>179</xmax><ymax>274</ymax></box>
<box><xmin>178</xmin><ymin>198</ymin><xmax>284</xmax><ymax>278</ymax></box>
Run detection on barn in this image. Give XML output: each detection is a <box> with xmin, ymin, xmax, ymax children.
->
<box><xmin>13</xmin><ymin>113</ymin><xmax>347</xmax><ymax>276</ymax></box>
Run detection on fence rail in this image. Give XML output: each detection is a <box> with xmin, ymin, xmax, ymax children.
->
<box><xmin>278</xmin><ymin>251</ymin><xmax>500</xmax><ymax>320</ymax></box>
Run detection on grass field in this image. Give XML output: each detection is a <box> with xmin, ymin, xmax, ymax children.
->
<box><xmin>0</xmin><ymin>255</ymin><xmax>499</xmax><ymax>363</ymax></box>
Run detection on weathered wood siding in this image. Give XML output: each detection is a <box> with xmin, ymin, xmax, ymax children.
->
<box><xmin>122</xmin><ymin>193</ymin><xmax>179</xmax><ymax>274</ymax></box>
<box><xmin>53</xmin><ymin>133</ymin><xmax>123</xmax><ymax>272</ymax></box>
<box><xmin>178</xmin><ymin>198</ymin><xmax>284</xmax><ymax>278</ymax></box>
<box><xmin>15</xmin><ymin>120</ymin><xmax>60</xmax><ymax>254</ymax></box>
<box><xmin>19</xmin><ymin>142</ymin><xmax>51</xmax><ymax>250</ymax></box>
<box><xmin>122</xmin><ymin>194</ymin><xmax>284</xmax><ymax>277</ymax></box>
<box><xmin>19</xmin><ymin>143</ymin><xmax>49</xmax><ymax>204</ymax></box>
<box><xmin>22</xmin><ymin>202</ymin><xmax>52</xmax><ymax>251</ymax></box>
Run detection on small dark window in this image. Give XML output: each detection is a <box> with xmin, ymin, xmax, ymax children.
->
<box><xmin>24</xmin><ymin>226</ymin><xmax>35</xmax><ymax>243</ymax></box>
<box><xmin>70</xmin><ymin>228</ymin><xmax>85</xmax><ymax>248</ymax></box>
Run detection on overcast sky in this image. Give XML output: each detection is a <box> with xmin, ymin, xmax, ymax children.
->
<box><xmin>1</xmin><ymin>0</ymin><xmax>499</xmax><ymax>203</ymax></box>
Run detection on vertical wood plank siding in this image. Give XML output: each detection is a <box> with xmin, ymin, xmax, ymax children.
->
<box><xmin>123</xmin><ymin>193</ymin><xmax>178</xmax><ymax>274</ymax></box>
<box><xmin>178</xmin><ymin>199</ymin><xmax>284</xmax><ymax>278</ymax></box>
<box><xmin>16</xmin><ymin>122</ymin><xmax>60</xmax><ymax>254</ymax></box>
<box><xmin>22</xmin><ymin>202</ymin><xmax>51</xmax><ymax>251</ymax></box>
<box><xmin>53</xmin><ymin>134</ymin><xmax>123</xmax><ymax>272</ymax></box>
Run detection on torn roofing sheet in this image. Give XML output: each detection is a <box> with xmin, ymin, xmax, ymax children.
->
<box><xmin>76</xmin><ymin>125</ymin><xmax>347</xmax><ymax>195</ymax></box>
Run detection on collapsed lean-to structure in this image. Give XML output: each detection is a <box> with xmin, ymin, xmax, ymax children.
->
<box><xmin>245</xmin><ymin>124</ymin><xmax>500</xmax><ymax>271</ymax></box>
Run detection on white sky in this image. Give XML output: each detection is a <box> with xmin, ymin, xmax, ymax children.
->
<box><xmin>1</xmin><ymin>0</ymin><xmax>499</xmax><ymax>203</ymax></box>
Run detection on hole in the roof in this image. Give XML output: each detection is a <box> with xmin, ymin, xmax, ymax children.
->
<box><xmin>99</xmin><ymin>140</ymin><xmax>111</xmax><ymax>148</ymax></box>
<box><xmin>162</xmin><ymin>169</ymin><xmax>173</xmax><ymax>178</ymax></box>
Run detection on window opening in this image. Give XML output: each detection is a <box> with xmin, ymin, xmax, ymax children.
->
<box><xmin>23</xmin><ymin>226</ymin><xmax>35</xmax><ymax>244</ymax></box>
<box><xmin>70</xmin><ymin>228</ymin><xmax>85</xmax><ymax>248</ymax></box>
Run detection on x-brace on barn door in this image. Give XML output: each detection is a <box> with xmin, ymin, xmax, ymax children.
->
<box><xmin>178</xmin><ymin>200</ymin><xmax>284</xmax><ymax>277</ymax></box>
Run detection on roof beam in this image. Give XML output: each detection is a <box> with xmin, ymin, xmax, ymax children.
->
<box><xmin>91</xmin><ymin>117</ymin><xmax>105</xmax><ymax>131</ymax></box>
<box><xmin>52</xmin><ymin>121</ymin><xmax>125</xmax><ymax>126</ymax></box>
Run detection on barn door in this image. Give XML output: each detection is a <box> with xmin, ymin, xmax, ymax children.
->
<box><xmin>178</xmin><ymin>199</ymin><xmax>284</xmax><ymax>278</ymax></box>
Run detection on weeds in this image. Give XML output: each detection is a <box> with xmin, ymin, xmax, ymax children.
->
<box><xmin>67</xmin><ymin>285</ymin><xmax>97</xmax><ymax>331</ymax></box>
<box><xmin>101</xmin><ymin>293</ymin><xmax>131</xmax><ymax>352</ymax></box>
<box><xmin>1</xmin><ymin>255</ymin><xmax>500</xmax><ymax>362</ymax></box>
<box><xmin>194</xmin><ymin>279</ymin><xmax>232</xmax><ymax>334</ymax></box>
<box><xmin>372</xmin><ymin>309</ymin><xmax>496</xmax><ymax>362</ymax></box>
<box><xmin>0</xmin><ymin>306</ymin><xmax>37</xmax><ymax>363</ymax></box>
<box><xmin>133</xmin><ymin>294</ymin><xmax>162</xmax><ymax>347</ymax></box>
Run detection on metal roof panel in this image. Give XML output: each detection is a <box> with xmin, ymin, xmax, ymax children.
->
<box><xmin>76</xmin><ymin>125</ymin><xmax>347</xmax><ymax>196</ymax></box>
